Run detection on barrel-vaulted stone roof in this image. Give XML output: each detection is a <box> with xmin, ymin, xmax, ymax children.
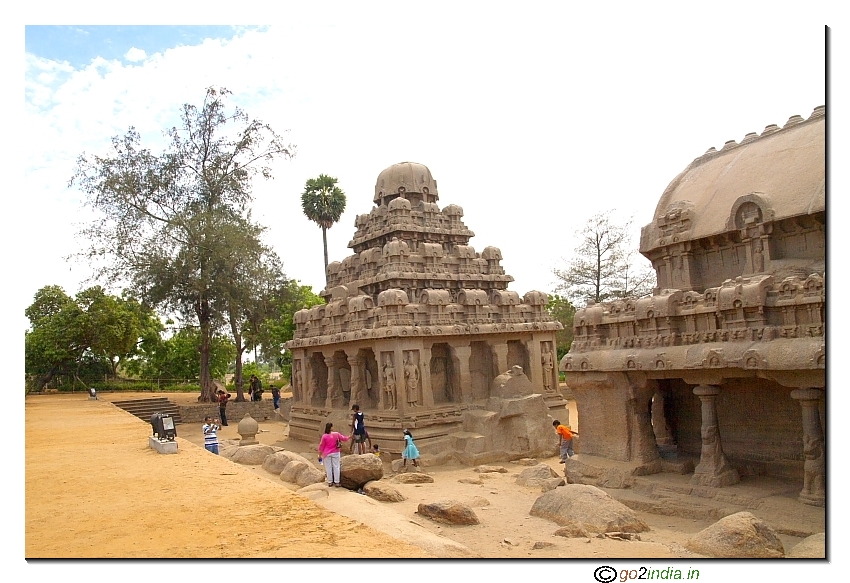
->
<box><xmin>640</xmin><ymin>106</ymin><xmax>824</xmax><ymax>255</ymax></box>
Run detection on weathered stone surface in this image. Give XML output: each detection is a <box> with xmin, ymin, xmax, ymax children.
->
<box><xmin>280</xmin><ymin>460</ymin><xmax>312</xmax><ymax>484</ymax></box>
<box><xmin>340</xmin><ymin>453</ymin><xmax>384</xmax><ymax>489</ymax></box>
<box><xmin>514</xmin><ymin>458</ymin><xmax>539</xmax><ymax>466</ymax></box>
<box><xmin>393</xmin><ymin>473</ymin><xmax>435</xmax><ymax>484</ymax></box>
<box><xmin>532</xmin><ymin>541</ymin><xmax>554</xmax><ymax>549</ymax></box>
<box><xmin>475</xmin><ymin>465</ymin><xmax>508</xmax><ymax>473</ymax></box>
<box><xmin>787</xmin><ymin>532</ymin><xmax>825</xmax><ymax>558</ymax></box>
<box><xmin>516</xmin><ymin>463</ymin><xmax>560</xmax><ymax>488</ymax></box>
<box><xmin>363</xmin><ymin>481</ymin><xmax>406</xmax><ymax>502</ymax></box>
<box><xmin>468</xmin><ymin>496</ymin><xmax>490</xmax><ymax>507</ymax></box>
<box><xmin>417</xmin><ymin>500</ymin><xmax>480</xmax><ymax>525</ymax></box>
<box><xmin>229</xmin><ymin>444</ymin><xmax>275</xmax><ymax>465</ymax></box>
<box><xmin>684</xmin><ymin>512</ymin><xmax>784</xmax><ymax>558</ymax></box>
<box><xmin>262</xmin><ymin>450</ymin><xmax>308</xmax><ymax>475</ymax></box>
<box><xmin>553</xmin><ymin>524</ymin><xmax>590</xmax><ymax>538</ymax></box>
<box><xmin>541</xmin><ymin>477</ymin><xmax>565</xmax><ymax>492</ymax></box>
<box><xmin>295</xmin><ymin>464</ymin><xmax>327</xmax><ymax>487</ymax></box>
<box><xmin>529</xmin><ymin>484</ymin><xmax>649</xmax><ymax>534</ymax></box>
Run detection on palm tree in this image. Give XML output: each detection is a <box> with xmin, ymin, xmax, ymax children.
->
<box><xmin>301</xmin><ymin>174</ymin><xmax>347</xmax><ymax>280</ymax></box>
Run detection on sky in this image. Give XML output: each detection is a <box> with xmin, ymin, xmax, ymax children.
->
<box><xmin>9</xmin><ymin>0</ymin><xmax>845</xmax><ymax>578</ymax></box>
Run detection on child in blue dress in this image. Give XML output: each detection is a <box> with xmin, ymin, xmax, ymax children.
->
<box><xmin>402</xmin><ymin>429</ymin><xmax>420</xmax><ymax>468</ymax></box>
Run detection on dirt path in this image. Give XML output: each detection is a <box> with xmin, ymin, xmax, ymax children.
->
<box><xmin>25</xmin><ymin>391</ymin><xmax>823</xmax><ymax>564</ymax></box>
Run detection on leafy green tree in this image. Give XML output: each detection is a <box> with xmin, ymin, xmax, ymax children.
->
<box><xmin>300</xmin><ymin>174</ymin><xmax>346</xmax><ymax>277</ymax></box>
<box><xmin>212</xmin><ymin>215</ymin><xmax>289</xmax><ymax>401</ymax></box>
<box><xmin>259</xmin><ymin>280</ymin><xmax>324</xmax><ymax>381</ymax></box>
<box><xmin>546</xmin><ymin>294</ymin><xmax>576</xmax><ymax>361</ymax></box>
<box><xmin>69</xmin><ymin>87</ymin><xmax>294</xmax><ymax>401</ymax></box>
<box><xmin>124</xmin><ymin>326</ymin><xmax>233</xmax><ymax>382</ymax></box>
<box><xmin>552</xmin><ymin>211</ymin><xmax>656</xmax><ymax>307</ymax></box>
<box><xmin>24</xmin><ymin>285</ymin><xmax>157</xmax><ymax>391</ymax></box>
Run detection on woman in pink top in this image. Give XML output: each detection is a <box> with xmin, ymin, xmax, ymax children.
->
<box><xmin>318</xmin><ymin>422</ymin><xmax>349</xmax><ymax>487</ymax></box>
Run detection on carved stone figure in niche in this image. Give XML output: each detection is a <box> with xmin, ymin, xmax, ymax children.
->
<box><xmin>404</xmin><ymin>351</ymin><xmax>420</xmax><ymax>407</ymax></box>
<box><xmin>383</xmin><ymin>357</ymin><xmax>397</xmax><ymax>410</ymax></box>
<box><xmin>541</xmin><ymin>343</ymin><xmax>554</xmax><ymax>392</ymax></box>
<box><xmin>293</xmin><ymin>362</ymin><xmax>303</xmax><ymax>402</ymax></box>
<box><xmin>752</xmin><ymin>238</ymin><xmax>765</xmax><ymax>273</ymax></box>
<box><xmin>431</xmin><ymin>356</ymin><xmax>448</xmax><ymax>401</ymax></box>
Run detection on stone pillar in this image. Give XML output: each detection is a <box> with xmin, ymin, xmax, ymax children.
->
<box><xmin>304</xmin><ymin>352</ymin><xmax>315</xmax><ymax>406</ymax></box>
<box><xmin>526</xmin><ymin>339</ymin><xmax>544</xmax><ymax>392</ymax></box>
<box><xmin>323</xmin><ymin>353</ymin><xmax>339</xmax><ymax>409</ymax></box>
<box><xmin>345</xmin><ymin>351</ymin><xmax>364</xmax><ymax>406</ymax></box>
<box><xmin>394</xmin><ymin>346</ymin><xmax>406</xmax><ymax>416</ymax></box>
<box><xmin>791</xmin><ymin>388</ymin><xmax>825</xmax><ymax>507</ymax></box>
<box><xmin>691</xmin><ymin>384</ymin><xmax>739</xmax><ymax>487</ymax></box>
<box><xmin>450</xmin><ymin>344</ymin><xmax>473</xmax><ymax>403</ymax></box>
<box><xmin>651</xmin><ymin>389</ymin><xmax>674</xmax><ymax>446</ymax></box>
<box><xmin>420</xmin><ymin>345</ymin><xmax>435</xmax><ymax>407</ymax></box>
<box><xmin>491</xmin><ymin>342</ymin><xmax>509</xmax><ymax>376</ymax></box>
<box><xmin>628</xmin><ymin>381</ymin><xmax>661</xmax><ymax>465</ymax></box>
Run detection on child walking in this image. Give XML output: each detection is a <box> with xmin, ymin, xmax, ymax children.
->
<box><xmin>553</xmin><ymin>420</ymin><xmax>578</xmax><ymax>462</ymax></box>
<box><xmin>402</xmin><ymin>429</ymin><xmax>420</xmax><ymax>468</ymax></box>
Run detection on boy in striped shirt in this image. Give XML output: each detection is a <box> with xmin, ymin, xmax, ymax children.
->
<box><xmin>203</xmin><ymin>416</ymin><xmax>221</xmax><ymax>454</ymax></box>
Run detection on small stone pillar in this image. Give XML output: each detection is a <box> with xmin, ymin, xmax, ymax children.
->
<box><xmin>691</xmin><ymin>384</ymin><xmax>739</xmax><ymax>487</ymax></box>
<box><xmin>450</xmin><ymin>344</ymin><xmax>473</xmax><ymax>403</ymax></box>
<box><xmin>491</xmin><ymin>342</ymin><xmax>509</xmax><ymax>377</ymax></box>
<box><xmin>238</xmin><ymin>413</ymin><xmax>259</xmax><ymax>446</ymax></box>
<box><xmin>324</xmin><ymin>354</ymin><xmax>339</xmax><ymax>408</ymax></box>
<box><xmin>651</xmin><ymin>389</ymin><xmax>674</xmax><ymax>446</ymax></box>
<box><xmin>346</xmin><ymin>351</ymin><xmax>363</xmax><ymax>405</ymax></box>
<box><xmin>791</xmin><ymin>388</ymin><xmax>825</xmax><ymax>507</ymax></box>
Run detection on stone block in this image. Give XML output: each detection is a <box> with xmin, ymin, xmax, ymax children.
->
<box><xmin>149</xmin><ymin>436</ymin><xmax>178</xmax><ymax>454</ymax></box>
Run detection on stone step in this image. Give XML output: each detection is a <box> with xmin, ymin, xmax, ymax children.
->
<box><xmin>111</xmin><ymin>398</ymin><xmax>183</xmax><ymax>425</ymax></box>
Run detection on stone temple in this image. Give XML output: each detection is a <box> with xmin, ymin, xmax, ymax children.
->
<box><xmin>286</xmin><ymin>162</ymin><xmax>564</xmax><ymax>463</ymax></box>
<box><xmin>560</xmin><ymin>107</ymin><xmax>825</xmax><ymax>506</ymax></box>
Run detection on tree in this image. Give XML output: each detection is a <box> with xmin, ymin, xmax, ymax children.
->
<box><xmin>258</xmin><ymin>280</ymin><xmax>325</xmax><ymax>381</ymax></box>
<box><xmin>546</xmin><ymin>294</ymin><xmax>576</xmax><ymax>361</ymax></box>
<box><xmin>70</xmin><ymin>87</ymin><xmax>294</xmax><ymax>401</ymax></box>
<box><xmin>552</xmin><ymin>211</ymin><xmax>656</xmax><ymax>307</ymax></box>
<box><xmin>123</xmin><ymin>326</ymin><xmax>233</xmax><ymax>383</ymax></box>
<box><xmin>25</xmin><ymin>285</ymin><xmax>157</xmax><ymax>391</ymax></box>
<box><xmin>212</xmin><ymin>214</ymin><xmax>289</xmax><ymax>401</ymax></box>
<box><xmin>301</xmin><ymin>174</ymin><xmax>346</xmax><ymax>278</ymax></box>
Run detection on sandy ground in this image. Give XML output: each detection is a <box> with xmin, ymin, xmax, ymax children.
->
<box><xmin>24</xmin><ymin>391</ymin><xmax>826</xmax><ymax>570</ymax></box>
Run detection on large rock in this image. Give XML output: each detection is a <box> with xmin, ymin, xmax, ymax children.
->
<box><xmin>340</xmin><ymin>453</ymin><xmax>384</xmax><ymax>489</ymax></box>
<box><xmin>229</xmin><ymin>444</ymin><xmax>275</xmax><ymax>465</ymax></box>
<box><xmin>529</xmin><ymin>484</ymin><xmax>649</xmax><ymax>534</ymax></box>
<box><xmin>393</xmin><ymin>473</ymin><xmax>435</xmax><ymax>484</ymax></box>
<box><xmin>262</xmin><ymin>450</ymin><xmax>309</xmax><ymax>475</ymax></box>
<box><xmin>516</xmin><ymin>463</ymin><xmax>560</xmax><ymax>488</ymax></box>
<box><xmin>684</xmin><ymin>512</ymin><xmax>784</xmax><ymax>558</ymax></box>
<box><xmin>417</xmin><ymin>500</ymin><xmax>480</xmax><ymax>525</ymax></box>
<box><xmin>280</xmin><ymin>459</ymin><xmax>326</xmax><ymax>487</ymax></box>
<box><xmin>787</xmin><ymin>533</ymin><xmax>825</xmax><ymax>558</ymax></box>
<box><xmin>363</xmin><ymin>481</ymin><xmax>406</xmax><ymax>502</ymax></box>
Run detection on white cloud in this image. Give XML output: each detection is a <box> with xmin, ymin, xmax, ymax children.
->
<box><xmin>124</xmin><ymin>47</ymin><xmax>147</xmax><ymax>62</ymax></box>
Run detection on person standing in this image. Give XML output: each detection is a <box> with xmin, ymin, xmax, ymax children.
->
<box><xmin>271</xmin><ymin>385</ymin><xmax>281</xmax><ymax>410</ymax></box>
<box><xmin>203</xmin><ymin>416</ymin><xmax>221</xmax><ymax>455</ymax></box>
<box><xmin>318</xmin><ymin>422</ymin><xmax>349</xmax><ymax>487</ymax></box>
<box><xmin>349</xmin><ymin>404</ymin><xmax>367</xmax><ymax>454</ymax></box>
<box><xmin>217</xmin><ymin>390</ymin><xmax>231</xmax><ymax>426</ymax></box>
<box><xmin>553</xmin><ymin>420</ymin><xmax>578</xmax><ymax>462</ymax></box>
<box><xmin>402</xmin><ymin>429</ymin><xmax>420</xmax><ymax>468</ymax></box>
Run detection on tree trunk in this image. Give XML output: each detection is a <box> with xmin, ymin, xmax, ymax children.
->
<box><xmin>322</xmin><ymin>226</ymin><xmax>329</xmax><ymax>283</ymax></box>
<box><xmin>197</xmin><ymin>298</ymin><xmax>216</xmax><ymax>402</ymax></box>
<box><xmin>230</xmin><ymin>312</ymin><xmax>248</xmax><ymax>402</ymax></box>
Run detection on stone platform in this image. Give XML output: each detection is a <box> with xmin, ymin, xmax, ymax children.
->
<box><xmin>149</xmin><ymin>436</ymin><xmax>178</xmax><ymax>454</ymax></box>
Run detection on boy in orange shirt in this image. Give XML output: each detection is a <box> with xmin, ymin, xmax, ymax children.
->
<box><xmin>553</xmin><ymin>420</ymin><xmax>578</xmax><ymax>463</ymax></box>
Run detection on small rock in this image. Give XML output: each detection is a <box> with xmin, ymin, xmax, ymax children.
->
<box><xmin>458</xmin><ymin>478</ymin><xmax>483</xmax><ymax>485</ymax></box>
<box><xmin>532</xmin><ymin>541</ymin><xmax>554</xmax><ymax>550</ymax></box>
<box><xmin>475</xmin><ymin>465</ymin><xmax>508</xmax><ymax>473</ymax></box>
<box><xmin>393</xmin><ymin>473</ymin><xmax>435</xmax><ymax>484</ymax></box>
<box><xmin>514</xmin><ymin>458</ymin><xmax>539</xmax><ymax>466</ymax></box>
<box><xmin>417</xmin><ymin>499</ymin><xmax>480</xmax><ymax>525</ymax></box>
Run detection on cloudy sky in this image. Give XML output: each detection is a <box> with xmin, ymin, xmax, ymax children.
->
<box><xmin>11</xmin><ymin>2</ymin><xmax>842</xmax><ymax>575</ymax></box>
<box><xmin>16</xmin><ymin>5</ymin><xmax>837</xmax><ymax>331</ymax></box>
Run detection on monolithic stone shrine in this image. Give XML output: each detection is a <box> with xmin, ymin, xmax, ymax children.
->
<box><xmin>286</xmin><ymin>162</ymin><xmax>564</xmax><ymax>463</ymax></box>
<box><xmin>560</xmin><ymin>107</ymin><xmax>825</xmax><ymax>506</ymax></box>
